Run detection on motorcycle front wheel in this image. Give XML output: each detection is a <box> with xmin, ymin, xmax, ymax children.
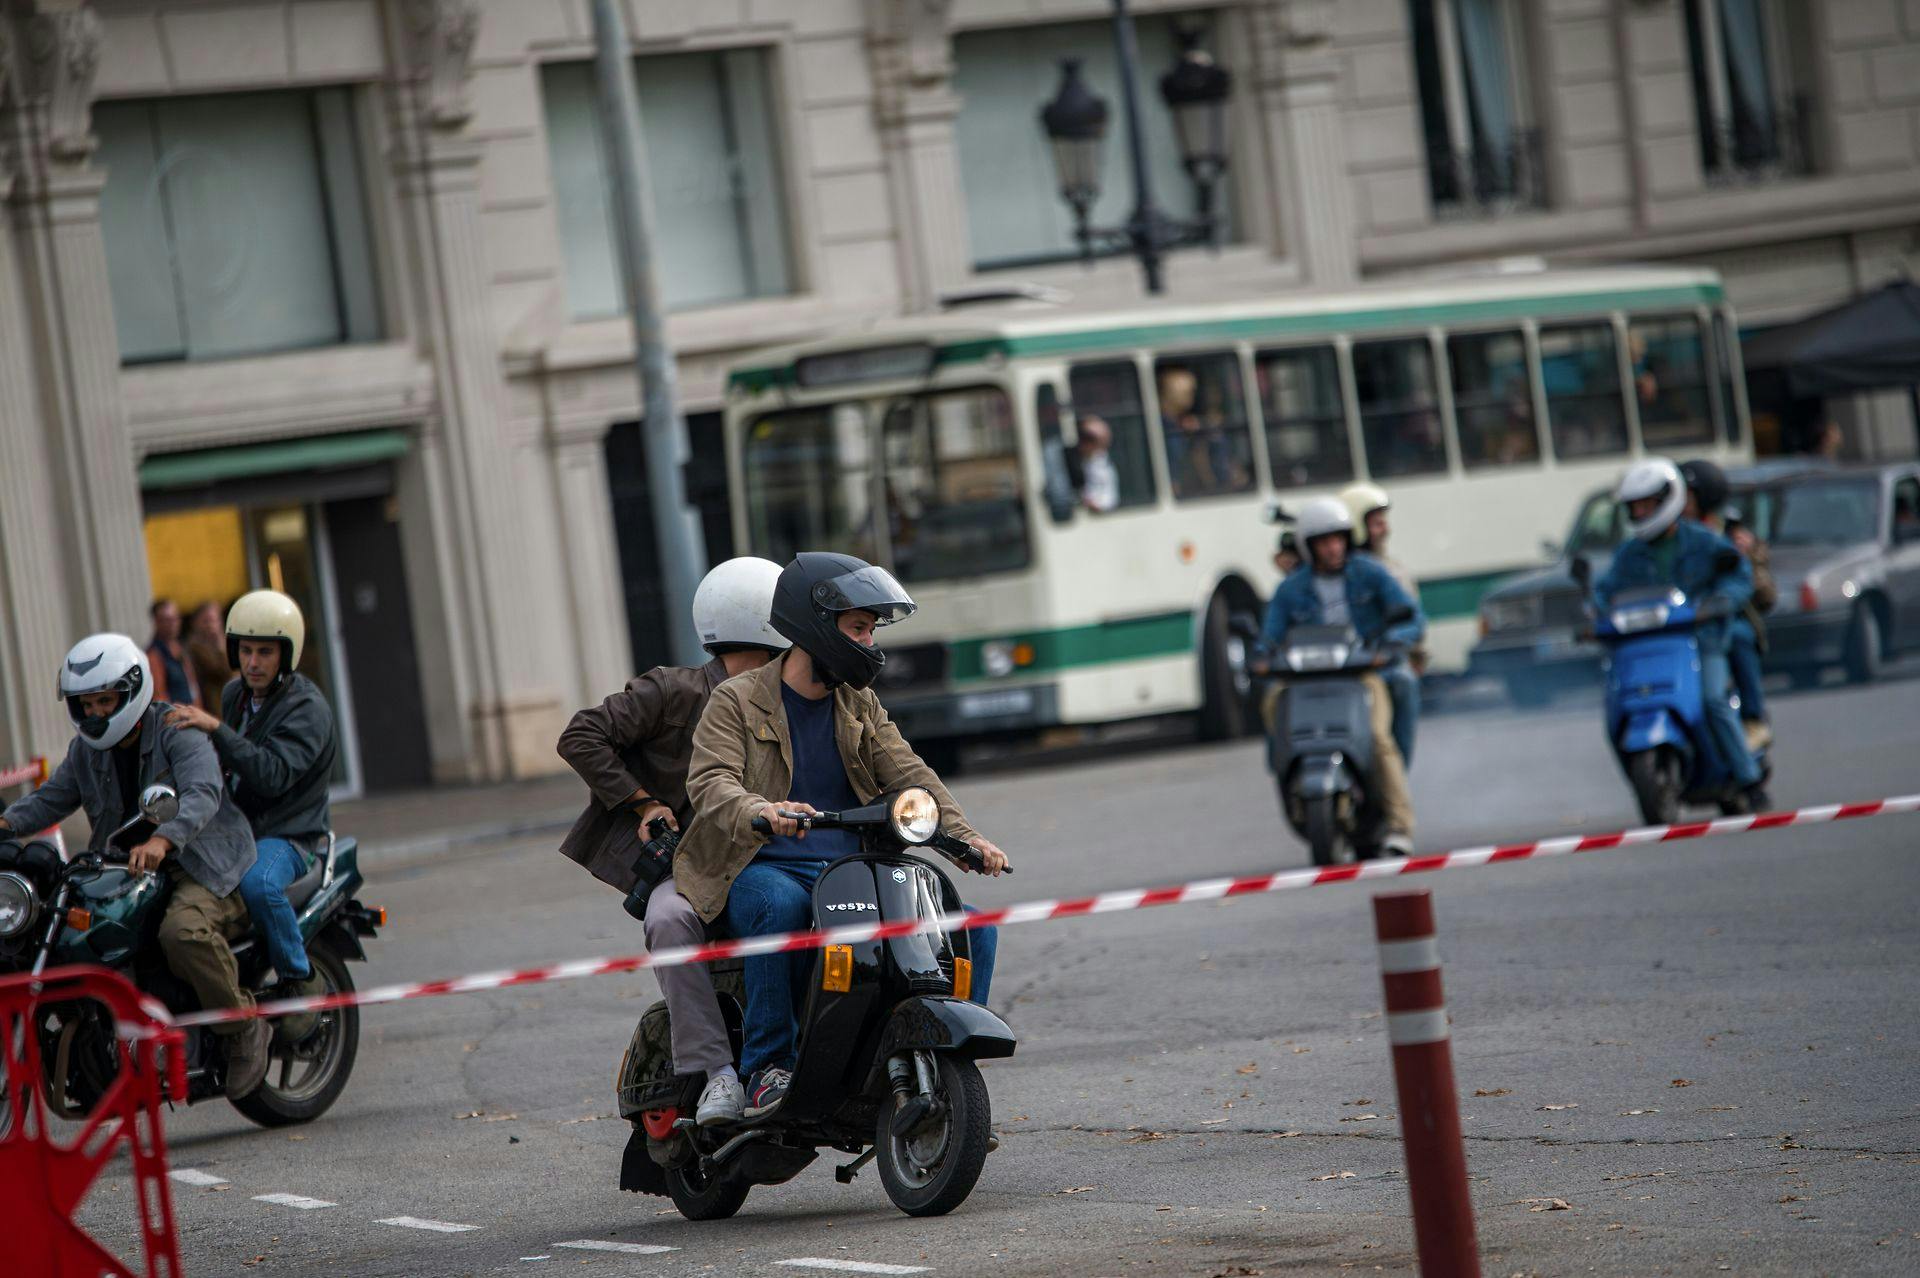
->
<box><xmin>229</xmin><ymin>938</ymin><xmax>359</xmax><ymax>1127</ymax></box>
<box><xmin>877</xmin><ymin>1054</ymin><xmax>991</xmax><ymax>1217</ymax></box>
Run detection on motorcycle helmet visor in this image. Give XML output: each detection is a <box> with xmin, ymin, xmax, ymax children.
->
<box><xmin>810</xmin><ymin>565</ymin><xmax>917</xmax><ymax>626</ymax></box>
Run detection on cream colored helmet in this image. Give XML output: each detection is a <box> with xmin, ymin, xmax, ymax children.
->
<box><xmin>1339</xmin><ymin>482</ymin><xmax>1391</xmax><ymax>547</ymax></box>
<box><xmin>226</xmin><ymin>590</ymin><xmax>305</xmax><ymax>684</ymax></box>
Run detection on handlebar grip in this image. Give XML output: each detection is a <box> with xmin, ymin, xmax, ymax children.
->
<box><xmin>750</xmin><ymin>816</ymin><xmax>771</xmax><ymax>836</ymax></box>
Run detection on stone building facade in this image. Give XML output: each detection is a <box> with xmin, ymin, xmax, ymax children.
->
<box><xmin>2</xmin><ymin>0</ymin><xmax>1916</xmax><ymax>788</ymax></box>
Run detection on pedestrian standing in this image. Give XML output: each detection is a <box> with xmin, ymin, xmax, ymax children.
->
<box><xmin>145</xmin><ymin>598</ymin><xmax>199</xmax><ymax>709</ymax></box>
<box><xmin>187</xmin><ymin>600</ymin><xmax>231</xmax><ymax>713</ymax></box>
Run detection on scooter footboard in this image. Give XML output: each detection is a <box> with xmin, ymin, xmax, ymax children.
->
<box><xmin>878</xmin><ymin>995</ymin><xmax>1016</xmax><ymax>1062</ymax></box>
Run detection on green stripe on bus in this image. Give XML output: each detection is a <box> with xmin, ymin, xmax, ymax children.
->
<box><xmin>950</xmin><ymin>611</ymin><xmax>1193</xmax><ymax>683</ymax></box>
<box><xmin>1418</xmin><ymin>565</ymin><xmax>1534</xmax><ymax>620</ymax></box>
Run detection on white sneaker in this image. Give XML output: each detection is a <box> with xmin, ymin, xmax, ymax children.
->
<box><xmin>695</xmin><ymin>1071</ymin><xmax>745</xmax><ymax>1127</ymax></box>
<box><xmin>1381</xmin><ymin>832</ymin><xmax>1415</xmax><ymax>858</ymax></box>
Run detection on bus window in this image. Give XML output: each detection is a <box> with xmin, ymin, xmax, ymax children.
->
<box><xmin>1155</xmin><ymin>353</ymin><xmax>1256</xmax><ymax>500</ymax></box>
<box><xmin>881</xmin><ymin>386</ymin><xmax>1030</xmax><ymax>582</ymax></box>
<box><xmin>744</xmin><ymin>403</ymin><xmax>879</xmax><ymax>564</ymax></box>
<box><xmin>1447</xmin><ymin>330</ymin><xmax>1539</xmax><ymax>469</ymax></box>
<box><xmin>1352</xmin><ymin>338</ymin><xmax>1445</xmax><ymax>479</ymax></box>
<box><xmin>1712</xmin><ymin>312</ymin><xmax>1741</xmax><ymax>445</ymax></box>
<box><xmin>1628</xmin><ymin>315</ymin><xmax>1713</xmax><ymax>448</ymax></box>
<box><xmin>1254</xmin><ymin>345</ymin><xmax>1352</xmax><ymax>490</ymax></box>
<box><xmin>1539</xmin><ymin>323</ymin><xmax>1629</xmax><ymax>459</ymax></box>
<box><xmin>1067</xmin><ymin>361</ymin><xmax>1156</xmax><ymax>508</ymax></box>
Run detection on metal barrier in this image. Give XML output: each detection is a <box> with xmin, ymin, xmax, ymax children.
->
<box><xmin>0</xmin><ymin>965</ymin><xmax>188</xmax><ymax>1278</ymax></box>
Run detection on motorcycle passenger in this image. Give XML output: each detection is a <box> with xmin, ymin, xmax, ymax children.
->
<box><xmin>0</xmin><ymin>635</ymin><xmax>270</xmax><ymax>1096</ymax></box>
<box><xmin>1274</xmin><ymin>527</ymin><xmax>1302</xmax><ymax>579</ymax></box>
<box><xmin>1679</xmin><ymin>459</ymin><xmax>1776</xmax><ymax>752</ymax></box>
<box><xmin>556</xmin><ymin>557</ymin><xmax>790</xmax><ymax>1128</ymax></box>
<box><xmin>1339</xmin><ymin>482</ymin><xmax>1423</xmax><ymax>764</ymax></box>
<box><xmin>1259</xmin><ymin>497</ymin><xmax>1423</xmax><ymax>856</ymax></box>
<box><xmin>1595</xmin><ymin>459</ymin><xmax>1767</xmax><ymax>809</ymax></box>
<box><xmin>166</xmin><ymin>591</ymin><xmax>338</xmax><ymax>1042</ymax></box>
<box><xmin>681</xmin><ymin>553</ymin><xmax>1009</xmax><ymax>1120</ymax></box>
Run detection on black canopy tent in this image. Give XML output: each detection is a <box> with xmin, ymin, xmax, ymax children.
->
<box><xmin>1741</xmin><ymin>279</ymin><xmax>1920</xmax><ymax>398</ymax></box>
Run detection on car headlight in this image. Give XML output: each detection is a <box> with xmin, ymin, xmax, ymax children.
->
<box><xmin>0</xmin><ymin>871</ymin><xmax>38</xmax><ymax>939</ymax></box>
<box><xmin>1285</xmin><ymin>642</ymin><xmax>1350</xmax><ymax>672</ymax></box>
<box><xmin>888</xmin><ymin>788</ymin><xmax>941</xmax><ymax>845</ymax></box>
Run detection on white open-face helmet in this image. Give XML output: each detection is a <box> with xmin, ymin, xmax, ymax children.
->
<box><xmin>1338</xmin><ymin>482</ymin><xmax>1392</xmax><ymax>546</ymax></box>
<box><xmin>692</xmin><ymin>557</ymin><xmax>791</xmax><ymax>655</ymax></box>
<box><xmin>1616</xmin><ymin>457</ymin><xmax>1686</xmax><ymax>542</ymax></box>
<box><xmin>1295</xmin><ymin>495</ymin><xmax>1355</xmax><ymax>547</ymax></box>
<box><xmin>226</xmin><ymin>590</ymin><xmax>305</xmax><ymax>687</ymax></box>
<box><xmin>59</xmin><ymin>633</ymin><xmax>153</xmax><ymax>751</ymax></box>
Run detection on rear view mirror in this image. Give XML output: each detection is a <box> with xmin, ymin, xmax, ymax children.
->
<box><xmin>1383</xmin><ymin>603</ymin><xmax>1416</xmax><ymax>627</ymax></box>
<box><xmin>1569</xmin><ymin>557</ymin><xmax>1593</xmax><ymax>591</ymax></box>
<box><xmin>139</xmin><ymin>784</ymin><xmax>179</xmax><ymax>826</ymax></box>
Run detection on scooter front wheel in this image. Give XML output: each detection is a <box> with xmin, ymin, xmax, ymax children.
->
<box><xmin>664</xmin><ymin>1159</ymin><xmax>751</xmax><ymax>1221</ymax></box>
<box><xmin>1626</xmin><ymin>750</ymin><xmax>1680</xmax><ymax>826</ymax></box>
<box><xmin>877</xmin><ymin>1054</ymin><xmax>991</xmax><ymax>1217</ymax></box>
<box><xmin>1303</xmin><ymin>796</ymin><xmax>1353</xmax><ymax>868</ymax></box>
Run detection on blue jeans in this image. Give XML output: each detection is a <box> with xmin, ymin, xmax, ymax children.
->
<box><xmin>1700</xmin><ymin>650</ymin><xmax>1761</xmax><ymax>788</ymax></box>
<box><xmin>1381</xmin><ymin>661</ymin><xmax>1419</xmax><ymax>765</ymax></box>
<box><xmin>238</xmin><ymin>837</ymin><xmax>311</xmax><ymax>982</ymax></box>
<box><xmin>1728</xmin><ymin>621</ymin><xmax>1767</xmax><ymax>722</ymax></box>
<box><xmin>726</xmin><ymin>860</ymin><xmax>999</xmax><ymax>1079</ymax></box>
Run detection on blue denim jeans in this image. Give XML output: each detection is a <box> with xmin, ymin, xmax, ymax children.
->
<box><xmin>238</xmin><ymin>837</ymin><xmax>311</xmax><ymax>981</ymax></box>
<box><xmin>1700</xmin><ymin>649</ymin><xmax>1761</xmax><ymax>788</ymax></box>
<box><xmin>1728</xmin><ymin>621</ymin><xmax>1767</xmax><ymax>722</ymax></box>
<box><xmin>725</xmin><ymin>859</ymin><xmax>999</xmax><ymax>1079</ymax></box>
<box><xmin>1381</xmin><ymin>660</ymin><xmax>1419</xmax><ymax>766</ymax></box>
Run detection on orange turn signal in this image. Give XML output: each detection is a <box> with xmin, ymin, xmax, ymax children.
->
<box><xmin>1011</xmin><ymin>643</ymin><xmax>1036</xmax><ymax>668</ymax></box>
<box><xmin>951</xmin><ymin>956</ymin><xmax>973</xmax><ymax>1002</ymax></box>
<box><xmin>66</xmin><ymin>908</ymin><xmax>92</xmax><ymax>931</ymax></box>
<box><xmin>822</xmin><ymin>945</ymin><xmax>853</xmax><ymax>993</ymax></box>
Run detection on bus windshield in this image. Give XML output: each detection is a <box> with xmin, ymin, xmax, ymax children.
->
<box><xmin>744</xmin><ymin>386</ymin><xmax>1029</xmax><ymax>583</ymax></box>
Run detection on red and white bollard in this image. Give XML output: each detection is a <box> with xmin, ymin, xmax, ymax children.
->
<box><xmin>1372</xmin><ymin>889</ymin><xmax>1479</xmax><ymax>1278</ymax></box>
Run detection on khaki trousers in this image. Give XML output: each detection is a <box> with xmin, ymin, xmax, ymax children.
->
<box><xmin>1261</xmin><ymin>672</ymin><xmax>1415</xmax><ymax>836</ymax></box>
<box><xmin>156</xmin><ymin>862</ymin><xmax>255</xmax><ymax>1036</ymax></box>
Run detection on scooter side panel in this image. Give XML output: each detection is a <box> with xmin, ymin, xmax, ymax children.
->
<box><xmin>1619</xmin><ymin>709</ymin><xmax>1687</xmax><ymax>756</ymax></box>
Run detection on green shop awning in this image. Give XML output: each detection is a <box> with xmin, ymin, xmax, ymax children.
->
<box><xmin>139</xmin><ymin>428</ymin><xmax>410</xmax><ymax>492</ymax></box>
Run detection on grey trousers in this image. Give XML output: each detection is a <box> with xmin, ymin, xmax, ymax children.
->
<box><xmin>643</xmin><ymin>877</ymin><xmax>732</xmax><ymax>1077</ymax></box>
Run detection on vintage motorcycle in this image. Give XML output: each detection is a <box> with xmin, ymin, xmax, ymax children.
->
<box><xmin>615</xmin><ymin>787</ymin><xmax>1013</xmax><ymax>1219</ymax></box>
<box><xmin>0</xmin><ymin>784</ymin><xmax>383</xmax><ymax>1126</ymax></box>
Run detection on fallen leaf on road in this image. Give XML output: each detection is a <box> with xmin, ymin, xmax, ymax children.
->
<box><xmin>1236</xmin><ymin>1063</ymin><xmax>1259</xmax><ymax>1075</ymax></box>
<box><xmin>1670</xmin><ymin>1079</ymin><xmax>1692</xmax><ymax>1088</ymax></box>
<box><xmin>1126</xmin><ymin>1131</ymin><xmax>1169</xmax><ymax>1143</ymax></box>
<box><xmin>1345</xmin><ymin>1098</ymin><xmax>1374</xmax><ymax>1106</ymax></box>
<box><xmin>1058</xmin><ymin>1186</ymin><xmax>1097</xmax><ymax>1194</ymax></box>
<box><xmin>1340</xmin><ymin>1114</ymin><xmax>1380</xmax><ymax>1123</ymax></box>
<box><xmin>1779</xmin><ymin>1195</ymin><xmax>1802</xmax><ymax>1203</ymax></box>
<box><xmin>1473</xmin><ymin>1088</ymin><xmax>1511</xmax><ymax>1097</ymax></box>
<box><xmin>560</xmin><ymin>1114</ymin><xmax>611</xmax><ymax>1125</ymax></box>
<box><xmin>1311</xmin><ymin>1171</ymin><xmax>1356</xmax><ymax>1181</ymax></box>
<box><xmin>1291</xmin><ymin>1046</ymin><xmax>1310</xmax><ymax>1054</ymax></box>
<box><xmin>1620</xmin><ymin>1109</ymin><xmax>1661</xmax><ymax>1116</ymax></box>
<box><xmin>1606</xmin><ymin>1224</ymin><xmax>1624</xmax><ymax>1231</ymax></box>
<box><xmin>1538</xmin><ymin>1104</ymin><xmax>1578</xmax><ymax>1111</ymax></box>
<box><xmin>286</xmin><ymin>1134</ymin><xmax>305</xmax><ymax>1141</ymax></box>
<box><xmin>1523</xmin><ymin>1198</ymin><xmax>1573</xmax><ymax>1212</ymax></box>
<box><xmin>1705</xmin><ymin>1106</ymin><xmax>1740</xmax><ymax>1112</ymax></box>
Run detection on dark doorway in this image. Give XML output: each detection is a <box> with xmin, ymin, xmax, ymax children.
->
<box><xmin>605</xmin><ymin>411</ymin><xmax>733</xmax><ymax>674</ymax></box>
<box><xmin>325</xmin><ymin>494</ymin><xmax>433</xmax><ymax>790</ymax></box>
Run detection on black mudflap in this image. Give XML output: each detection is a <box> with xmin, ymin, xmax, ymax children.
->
<box><xmin>620</xmin><ymin>1125</ymin><xmax>669</xmax><ymax>1196</ymax></box>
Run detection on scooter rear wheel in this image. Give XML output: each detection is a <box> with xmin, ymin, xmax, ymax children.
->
<box><xmin>877</xmin><ymin>1054</ymin><xmax>991</xmax><ymax>1217</ymax></box>
<box><xmin>664</xmin><ymin>1159</ymin><xmax>751</xmax><ymax>1220</ymax></box>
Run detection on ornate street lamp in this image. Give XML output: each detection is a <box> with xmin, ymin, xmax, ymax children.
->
<box><xmin>1037</xmin><ymin>2</ymin><xmax>1232</xmax><ymax>294</ymax></box>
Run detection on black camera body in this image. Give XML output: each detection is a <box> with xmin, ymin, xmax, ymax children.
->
<box><xmin>621</xmin><ymin>817</ymin><xmax>679</xmax><ymax>922</ymax></box>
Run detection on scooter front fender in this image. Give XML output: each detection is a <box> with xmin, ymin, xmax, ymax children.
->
<box><xmin>1292</xmin><ymin>756</ymin><xmax>1350</xmax><ymax>800</ymax></box>
<box><xmin>1619</xmin><ymin>709</ymin><xmax>1688</xmax><ymax>757</ymax></box>
<box><xmin>878</xmin><ymin>994</ymin><xmax>1016</xmax><ymax>1062</ymax></box>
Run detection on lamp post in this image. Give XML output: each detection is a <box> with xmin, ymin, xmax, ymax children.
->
<box><xmin>1038</xmin><ymin>1</ymin><xmax>1232</xmax><ymax>295</ymax></box>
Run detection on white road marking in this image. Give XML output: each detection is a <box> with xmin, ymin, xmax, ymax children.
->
<box><xmin>168</xmin><ymin>1169</ymin><xmax>228</xmax><ymax>1187</ymax></box>
<box><xmin>554</xmin><ymin>1240</ymin><xmax>679</xmax><ymax>1255</ymax></box>
<box><xmin>251</xmin><ymin>1193</ymin><xmax>336</xmax><ymax>1210</ymax></box>
<box><xmin>378</xmin><ymin>1216</ymin><xmax>480</xmax><ymax>1233</ymax></box>
<box><xmin>776</xmin><ymin>1261</ymin><xmax>931</xmax><ymax>1275</ymax></box>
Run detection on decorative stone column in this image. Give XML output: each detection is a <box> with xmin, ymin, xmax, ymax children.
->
<box><xmin>1248</xmin><ymin>0</ymin><xmax>1358</xmax><ymax>285</ymax></box>
<box><xmin>0</xmin><ymin>0</ymin><xmax>148</xmax><ymax>765</ymax></box>
<box><xmin>547</xmin><ymin>416</ymin><xmax>634</xmax><ymax>708</ymax></box>
<box><xmin>382</xmin><ymin>0</ymin><xmax>564</xmax><ymax>780</ymax></box>
<box><xmin>868</xmin><ymin>0</ymin><xmax>971</xmax><ymax>312</ymax></box>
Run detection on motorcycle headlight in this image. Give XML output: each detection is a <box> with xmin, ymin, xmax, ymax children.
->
<box><xmin>888</xmin><ymin>788</ymin><xmax>941</xmax><ymax>845</ymax></box>
<box><xmin>0</xmin><ymin>871</ymin><xmax>38</xmax><ymax>939</ymax></box>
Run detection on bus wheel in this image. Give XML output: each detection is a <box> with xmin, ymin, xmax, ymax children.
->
<box><xmin>1199</xmin><ymin>593</ymin><xmax>1249</xmax><ymax>741</ymax></box>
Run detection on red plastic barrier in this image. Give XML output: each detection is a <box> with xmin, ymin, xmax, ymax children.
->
<box><xmin>0</xmin><ymin>965</ymin><xmax>188</xmax><ymax>1278</ymax></box>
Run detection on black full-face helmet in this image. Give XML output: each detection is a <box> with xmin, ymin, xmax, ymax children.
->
<box><xmin>770</xmin><ymin>553</ymin><xmax>917</xmax><ymax>690</ymax></box>
<box><xmin>1679</xmin><ymin>458</ymin><xmax>1729</xmax><ymax>518</ymax></box>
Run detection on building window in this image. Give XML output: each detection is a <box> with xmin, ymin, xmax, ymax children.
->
<box><xmin>1407</xmin><ymin>0</ymin><xmax>1544</xmax><ymax>215</ymax></box>
<box><xmin>1629</xmin><ymin>316</ymin><xmax>1715</xmax><ymax>449</ymax></box>
<box><xmin>1684</xmin><ymin>0</ymin><xmax>1814</xmax><ymax>181</ymax></box>
<box><xmin>1254</xmin><ymin>346</ymin><xmax>1353</xmax><ymax>490</ymax></box>
<box><xmin>1353</xmin><ymin>338</ymin><xmax>1447</xmax><ymax>479</ymax></box>
<box><xmin>1155</xmin><ymin>354</ymin><xmax>1256</xmax><ymax>501</ymax></box>
<box><xmin>1539</xmin><ymin>323</ymin><xmax>1629</xmax><ymax>460</ymax></box>
<box><xmin>953</xmin><ymin>14</ymin><xmax>1235</xmax><ymax>271</ymax></box>
<box><xmin>1447</xmin><ymin>330</ymin><xmax>1539</xmax><ymax>469</ymax></box>
<box><xmin>1068</xmin><ymin>362</ymin><xmax>1158</xmax><ymax>508</ymax></box>
<box><xmin>543</xmin><ymin>50</ymin><xmax>792</xmax><ymax>319</ymax></box>
<box><xmin>96</xmin><ymin>89</ymin><xmax>380</xmax><ymax>365</ymax></box>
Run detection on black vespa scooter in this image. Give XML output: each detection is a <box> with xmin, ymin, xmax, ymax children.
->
<box><xmin>616</xmin><ymin>787</ymin><xmax>1013</xmax><ymax>1219</ymax></box>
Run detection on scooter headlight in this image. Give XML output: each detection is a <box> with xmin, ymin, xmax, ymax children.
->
<box><xmin>1285</xmin><ymin>642</ymin><xmax>1350</xmax><ymax>673</ymax></box>
<box><xmin>1609</xmin><ymin>603</ymin><xmax>1671</xmax><ymax>634</ymax></box>
<box><xmin>888</xmin><ymin>788</ymin><xmax>941</xmax><ymax>845</ymax></box>
<box><xmin>0</xmin><ymin>871</ymin><xmax>38</xmax><ymax>938</ymax></box>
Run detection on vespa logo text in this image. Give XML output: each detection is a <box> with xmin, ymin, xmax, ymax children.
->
<box><xmin>824</xmin><ymin>902</ymin><xmax>877</xmax><ymax>913</ymax></box>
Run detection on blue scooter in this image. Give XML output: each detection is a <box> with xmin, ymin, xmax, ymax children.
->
<box><xmin>1574</xmin><ymin>560</ymin><xmax>1767</xmax><ymax>824</ymax></box>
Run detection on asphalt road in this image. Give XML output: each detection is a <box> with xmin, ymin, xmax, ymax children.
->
<box><xmin>75</xmin><ymin>666</ymin><xmax>1920</xmax><ymax>1277</ymax></box>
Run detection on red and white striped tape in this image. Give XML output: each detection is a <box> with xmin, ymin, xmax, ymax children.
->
<box><xmin>0</xmin><ymin>758</ymin><xmax>47</xmax><ymax>790</ymax></box>
<box><xmin>171</xmin><ymin>792</ymin><xmax>1920</xmax><ymax>1030</ymax></box>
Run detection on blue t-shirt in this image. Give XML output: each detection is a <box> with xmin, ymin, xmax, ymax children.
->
<box><xmin>757</xmin><ymin>682</ymin><xmax>860</xmax><ymax>864</ymax></box>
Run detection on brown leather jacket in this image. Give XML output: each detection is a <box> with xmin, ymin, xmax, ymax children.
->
<box><xmin>555</xmin><ymin>659</ymin><xmax>727</xmax><ymax>893</ymax></box>
<box><xmin>1743</xmin><ymin>537</ymin><xmax>1775</xmax><ymax>651</ymax></box>
<box><xmin>676</xmin><ymin>658</ymin><xmax>979</xmax><ymax>924</ymax></box>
